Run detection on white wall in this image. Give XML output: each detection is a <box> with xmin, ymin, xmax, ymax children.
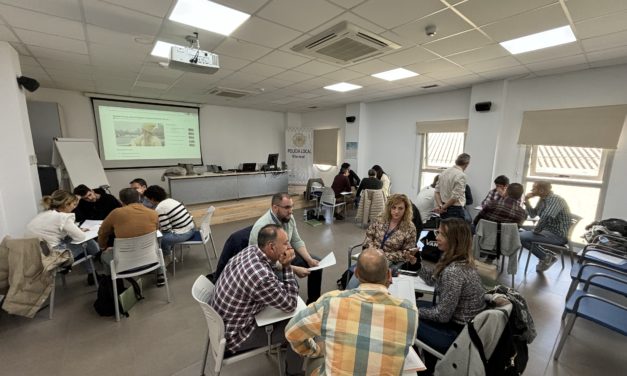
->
<box><xmin>0</xmin><ymin>42</ymin><xmax>40</xmax><ymax>238</ymax></box>
<box><xmin>27</xmin><ymin>88</ymin><xmax>287</xmax><ymax>194</ymax></box>
<box><xmin>362</xmin><ymin>89</ymin><xmax>472</xmax><ymax>197</ymax></box>
<box><xmin>301</xmin><ymin>107</ymin><xmax>346</xmax><ymax>185</ymax></box>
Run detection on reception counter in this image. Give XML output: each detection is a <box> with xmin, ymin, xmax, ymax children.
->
<box><xmin>166</xmin><ymin>170</ymin><xmax>288</xmax><ymax>205</ymax></box>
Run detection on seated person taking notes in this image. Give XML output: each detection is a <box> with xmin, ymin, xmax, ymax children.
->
<box><xmin>72</xmin><ymin>184</ymin><xmax>121</xmax><ymax>223</ymax></box>
<box><xmin>210</xmin><ymin>224</ymin><xmax>301</xmax><ymax>372</ymax></box>
<box><xmin>250</xmin><ymin>193</ymin><xmax>322</xmax><ymax>304</ymax></box>
<box><xmin>27</xmin><ymin>190</ymin><xmax>100</xmax><ymax>285</ymax></box>
<box><xmin>286</xmin><ymin>248</ymin><xmax>418</xmax><ymax>376</ymax></box>
<box><xmin>354</xmin><ymin>168</ymin><xmax>383</xmax><ymax>207</ymax></box>
<box><xmin>129</xmin><ymin>178</ymin><xmax>155</xmax><ymax>209</ymax></box>
<box><xmin>97</xmin><ymin>188</ymin><xmax>159</xmax><ymax>277</ymax></box>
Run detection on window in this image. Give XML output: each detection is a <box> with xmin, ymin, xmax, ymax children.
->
<box><xmin>419</xmin><ymin>132</ymin><xmax>465</xmax><ymax>189</ymax></box>
<box><xmin>524</xmin><ymin>145</ymin><xmax>613</xmax><ymax>243</ymax></box>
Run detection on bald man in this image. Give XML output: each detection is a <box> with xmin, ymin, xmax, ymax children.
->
<box><xmin>286</xmin><ymin>248</ymin><xmax>418</xmax><ymax>375</ymax></box>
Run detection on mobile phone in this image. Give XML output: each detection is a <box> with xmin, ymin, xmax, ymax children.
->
<box><xmin>399</xmin><ymin>269</ymin><xmax>418</xmax><ymax>276</ymax></box>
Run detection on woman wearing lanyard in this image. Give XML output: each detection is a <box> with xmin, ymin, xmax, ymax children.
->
<box><xmin>346</xmin><ymin>194</ymin><xmax>418</xmax><ymax>289</ymax></box>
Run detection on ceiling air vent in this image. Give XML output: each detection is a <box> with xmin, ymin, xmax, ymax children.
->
<box><xmin>421</xmin><ymin>84</ymin><xmax>439</xmax><ymax>89</ymax></box>
<box><xmin>206</xmin><ymin>87</ymin><xmax>256</xmax><ymax>98</ymax></box>
<box><xmin>291</xmin><ymin>21</ymin><xmax>401</xmax><ymax>65</ymax></box>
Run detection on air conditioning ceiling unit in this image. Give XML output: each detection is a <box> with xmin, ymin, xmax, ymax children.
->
<box><xmin>206</xmin><ymin>87</ymin><xmax>257</xmax><ymax>99</ymax></box>
<box><xmin>291</xmin><ymin>21</ymin><xmax>401</xmax><ymax>65</ymax></box>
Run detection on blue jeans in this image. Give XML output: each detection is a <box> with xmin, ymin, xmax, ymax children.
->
<box><xmin>441</xmin><ymin>205</ymin><xmax>465</xmax><ymax>220</ymax></box>
<box><xmin>59</xmin><ymin>238</ymin><xmax>99</xmax><ymax>273</ymax></box>
<box><xmin>160</xmin><ymin>229</ymin><xmax>195</xmax><ymax>255</ymax></box>
<box><xmin>519</xmin><ymin>230</ymin><xmax>566</xmax><ymax>261</ymax></box>
<box><xmin>416</xmin><ymin>301</ymin><xmax>464</xmax><ymax>372</ymax></box>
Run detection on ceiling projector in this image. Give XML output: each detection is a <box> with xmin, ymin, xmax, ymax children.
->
<box><xmin>169</xmin><ymin>45</ymin><xmax>219</xmax><ymax>74</ymax></box>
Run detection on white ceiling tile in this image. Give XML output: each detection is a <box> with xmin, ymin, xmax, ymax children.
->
<box><xmin>525</xmin><ymin>54</ymin><xmax>588</xmax><ymax>72</ymax></box>
<box><xmin>293</xmin><ymin>92</ymin><xmax>322</xmax><ymax>99</ymax></box>
<box><xmin>83</xmin><ymin>0</ymin><xmax>163</xmax><ymax>36</ymax></box>
<box><xmin>0</xmin><ymin>25</ymin><xmax>18</xmax><ymax>42</ymax></box>
<box><xmin>93</xmin><ymin>67</ymin><xmax>140</xmax><ymax>80</ymax></box>
<box><xmin>254</xmin><ymin>76</ymin><xmax>296</xmax><ymax>90</ymax></box>
<box><xmin>308</xmin><ymin>11</ymin><xmax>386</xmax><ymax>36</ymax></box>
<box><xmin>27</xmin><ymin>45</ymin><xmax>89</xmax><ymax>64</ymax></box>
<box><xmin>257</xmin><ymin>0</ymin><xmax>344</xmax><ymax>32</ymax></box>
<box><xmin>586</xmin><ymin>45</ymin><xmax>627</xmax><ymax>63</ymax></box>
<box><xmin>323</xmin><ymin>68</ymin><xmax>364</xmax><ymax>81</ymax></box>
<box><xmin>138</xmin><ymin>69</ymin><xmax>183</xmax><ymax>84</ymax></box>
<box><xmin>15</xmin><ymin>28</ymin><xmax>88</xmax><ymax>54</ymax></box>
<box><xmin>0</xmin><ymin>0</ymin><xmax>83</xmax><ymax>21</ymax></box>
<box><xmin>0</xmin><ymin>4</ymin><xmax>85</xmax><ymax>39</ymax></box>
<box><xmin>328</xmin><ymin>0</ymin><xmax>365</xmax><ymax>10</ymax></box>
<box><xmin>513</xmin><ymin>43</ymin><xmax>583</xmax><ymax>64</ymax></box>
<box><xmin>424</xmin><ymin>66</ymin><xmax>474</xmax><ymax>79</ymax></box>
<box><xmin>10</xmin><ymin>42</ymin><xmax>32</xmax><ymax>56</ymax></box>
<box><xmin>348</xmin><ymin>59</ymin><xmax>398</xmax><ymax>74</ymax></box>
<box><xmin>37</xmin><ymin>58</ymin><xmax>94</xmax><ymax>74</ymax></box>
<box><xmin>439</xmin><ymin>74</ymin><xmax>483</xmax><ymax>87</ymax></box>
<box><xmin>20</xmin><ymin>65</ymin><xmax>52</xmax><ymax>80</ymax></box>
<box><xmin>218</xmin><ymin>71</ymin><xmax>266</xmax><ymax>86</ymax></box>
<box><xmin>231</xmin><ymin>17</ymin><xmax>301</xmax><ymax>49</ymax></box>
<box><xmin>214</xmin><ymin>38</ymin><xmax>271</xmax><ymax>60</ymax></box>
<box><xmin>465</xmin><ymin>56</ymin><xmax>522</xmax><ymax>73</ymax></box>
<box><xmin>405</xmin><ymin>58</ymin><xmax>461</xmax><ymax>74</ymax></box>
<box><xmin>447</xmin><ymin>44</ymin><xmax>509</xmax><ymax>64</ymax></box>
<box><xmin>257</xmin><ymin>50</ymin><xmax>309</xmax><ymax>69</ymax></box>
<box><xmin>454</xmin><ymin>0</ymin><xmax>557</xmax><ymax>27</ymax></box>
<box><xmin>378</xmin><ymin>46</ymin><xmax>438</xmax><ymax>66</ymax></box>
<box><xmin>101</xmin><ymin>0</ymin><xmax>173</xmax><ymax>18</ymax></box>
<box><xmin>566</xmin><ymin>0</ymin><xmax>627</xmax><ymax>22</ymax></box>
<box><xmin>391</xmin><ymin>9</ymin><xmax>473</xmax><ymax>45</ymax></box>
<box><xmin>239</xmin><ymin>62</ymin><xmax>285</xmax><ymax>77</ymax></box>
<box><xmin>532</xmin><ymin>63</ymin><xmax>589</xmax><ymax>76</ymax></box>
<box><xmin>212</xmin><ymin>0</ymin><xmax>269</xmax><ymax>14</ymax></box>
<box><xmin>134</xmin><ymin>80</ymin><xmax>171</xmax><ymax>90</ymax></box>
<box><xmin>158</xmin><ymin>22</ymin><xmax>226</xmax><ymax>51</ymax></box>
<box><xmin>54</xmin><ymin>78</ymin><xmax>96</xmax><ymax>91</ymax></box>
<box><xmin>352</xmin><ymin>0</ymin><xmax>445</xmax><ymax>29</ymax></box>
<box><xmin>217</xmin><ymin>54</ymin><xmax>252</xmax><ymax>71</ymax></box>
<box><xmin>350</xmin><ymin>75</ymin><xmax>384</xmax><ymax>86</ymax></box>
<box><xmin>86</xmin><ymin>25</ymin><xmax>149</xmax><ymax>51</ymax></box>
<box><xmin>480</xmin><ymin>3</ymin><xmax>569</xmax><ymax>42</ymax></box>
<box><xmin>423</xmin><ymin>30</ymin><xmax>492</xmax><ymax>56</ymax></box>
<box><xmin>478</xmin><ymin>65</ymin><xmax>531</xmax><ymax>80</ymax></box>
<box><xmin>272</xmin><ymin>69</ymin><xmax>315</xmax><ymax>82</ymax></box>
<box><xmin>293</xmin><ymin>60</ymin><xmax>339</xmax><ymax>75</ymax></box>
<box><xmin>589</xmin><ymin>56</ymin><xmax>627</xmax><ymax>68</ymax></box>
<box><xmin>575</xmin><ymin>10</ymin><xmax>627</xmax><ymax>39</ymax></box>
<box><xmin>19</xmin><ymin>55</ymin><xmax>40</xmax><ymax>67</ymax></box>
<box><xmin>47</xmin><ymin>68</ymin><xmax>93</xmax><ymax>81</ymax></box>
<box><xmin>581</xmin><ymin>30</ymin><xmax>627</xmax><ymax>52</ymax></box>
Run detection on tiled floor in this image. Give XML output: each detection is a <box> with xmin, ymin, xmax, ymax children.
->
<box><xmin>1</xmin><ymin>209</ymin><xmax>625</xmax><ymax>376</ymax></box>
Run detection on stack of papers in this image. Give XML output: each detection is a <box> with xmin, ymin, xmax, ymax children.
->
<box><xmin>309</xmin><ymin>252</ymin><xmax>336</xmax><ymax>271</ymax></box>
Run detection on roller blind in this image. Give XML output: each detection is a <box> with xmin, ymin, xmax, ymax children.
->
<box><xmin>313</xmin><ymin>128</ymin><xmax>339</xmax><ymax>165</ymax></box>
<box><xmin>518</xmin><ymin>105</ymin><xmax>627</xmax><ymax>149</ymax></box>
<box><xmin>416</xmin><ymin>119</ymin><xmax>468</xmax><ymax>134</ymax></box>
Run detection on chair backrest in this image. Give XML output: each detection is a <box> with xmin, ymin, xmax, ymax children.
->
<box><xmin>306</xmin><ymin>178</ymin><xmax>325</xmax><ymax>199</ymax></box>
<box><xmin>213</xmin><ymin>225</ymin><xmax>254</xmax><ymax>282</ymax></box>
<box><xmin>200</xmin><ymin>206</ymin><xmax>216</xmax><ymax>243</ymax></box>
<box><xmin>475</xmin><ymin>219</ymin><xmax>521</xmax><ymax>252</ymax></box>
<box><xmin>320</xmin><ymin>187</ymin><xmax>336</xmax><ymax>206</ymax></box>
<box><xmin>568</xmin><ymin>214</ymin><xmax>583</xmax><ymax>239</ymax></box>
<box><xmin>191</xmin><ymin>275</ymin><xmax>228</xmax><ymax>373</ymax></box>
<box><xmin>113</xmin><ymin>231</ymin><xmax>160</xmax><ymax>273</ymax></box>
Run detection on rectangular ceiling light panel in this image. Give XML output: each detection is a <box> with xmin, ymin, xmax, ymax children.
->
<box><xmin>372</xmin><ymin>68</ymin><xmax>418</xmax><ymax>81</ymax></box>
<box><xmin>324</xmin><ymin>82</ymin><xmax>362</xmax><ymax>92</ymax></box>
<box><xmin>169</xmin><ymin>0</ymin><xmax>250</xmax><ymax>36</ymax></box>
<box><xmin>500</xmin><ymin>26</ymin><xmax>576</xmax><ymax>55</ymax></box>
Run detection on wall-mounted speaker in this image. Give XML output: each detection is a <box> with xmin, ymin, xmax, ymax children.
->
<box><xmin>346</xmin><ymin>116</ymin><xmax>356</xmax><ymax>123</ymax></box>
<box><xmin>17</xmin><ymin>76</ymin><xmax>40</xmax><ymax>92</ymax></box>
<box><xmin>475</xmin><ymin>101</ymin><xmax>492</xmax><ymax>112</ymax></box>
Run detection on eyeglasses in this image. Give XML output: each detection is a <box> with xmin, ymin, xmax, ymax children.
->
<box><xmin>434</xmin><ymin>230</ymin><xmax>446</xmax><ymax>237</ymax></box>
<box><xmin>275</xmin><ymin>205</ymin><xmax>293</xmax><ymax>210</ymax></box>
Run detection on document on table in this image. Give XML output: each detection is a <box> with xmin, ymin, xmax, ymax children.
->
<box><xmin>396</xmin><ymin>274</ymin><xmax>435</xmax><ymax>293</ymax></box>
<box><xmin>389</xmin><ymin>277</ymin><xmax>415</xmax><ymax>303</ymax></box>
<box><xmin>75</xmin><ymin>220</ymin><xmax>102</xmax><ymax>242</ymax></box>
<box><xmin>308</xmin><ymin>252</ymin><xmax>336</xmax><ymax>271</ymax></box>
<box><xmin>255</xmin><ymin>296</ymin><xmax>307</xmax><ymax>327</ymax></box>
<box><xmin>403</xmin><ymin>346</ymin><xmax>427</xmax><ymax>373</ymax></box>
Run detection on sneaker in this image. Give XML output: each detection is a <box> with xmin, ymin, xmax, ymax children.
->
<box><xmin>536</xmin><ymin>255</ymin><xmax>558</xmax><ymax>272</ymax></box>
<box><xmin>156</xmin><ymin>274</ymin><xmax>166</xmax><ymax>287</ymax></box>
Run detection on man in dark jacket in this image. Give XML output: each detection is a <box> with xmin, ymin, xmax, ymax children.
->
<box><xmin>355</xmin><ymin>169</ymin><xmax>383</xmax><ymax>207</ymax></box>
<box><xmin>341</xmin><ymin>162</ymin><xmax>360</xmax><ymax>187</ymax></box>
<box><xmin>72</xmin><ymin>184</ymin><xmax>121</xmax><ymax>223</ymax></box>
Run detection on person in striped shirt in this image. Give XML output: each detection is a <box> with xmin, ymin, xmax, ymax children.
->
<box><xmin>144</xmin><ymin>185</ymin><xmax>195</xmax><ymax>285</ymax></box>
<box><xmin>520</xmin><ymin>181</ymin><xmax>572</xmax><ymax>272</ymax></box>
<box><xmin>285</xmin><ymin>248</ymin><xmax>418</xmax><ymax>376</ymax></box>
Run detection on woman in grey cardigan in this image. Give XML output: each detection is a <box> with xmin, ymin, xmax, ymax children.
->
<box><xmin>417</xmin><ymin>218</ymin><xmax>486</xmax><ymax>372</ymax></box>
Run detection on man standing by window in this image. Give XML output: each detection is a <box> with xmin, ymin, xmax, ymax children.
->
<box><xmin>434</xmin><ymin>153</ymin><xmax>470</xmax><ymax>220</ymax></box>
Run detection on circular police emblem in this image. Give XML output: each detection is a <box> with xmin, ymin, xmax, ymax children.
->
<box><xmin>292</xmin><ymin>133</ymin><xmax>306</xmax><ymax>147</ymax></box>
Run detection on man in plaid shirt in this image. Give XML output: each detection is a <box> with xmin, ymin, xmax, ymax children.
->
<box><xmin>520</xmin><ymin>181</ymin><xmax>572</xmax><ymax>273</ymax></box>
<box><xmin>474</xmin><ymin>183</ymin><xmax>526</xmax><ymax>227</ymax></box>
<box><xmin>480</xmin><ymin>175</ymin><xmax>510</xmax><ymax>208</ymax></box>
<box><xmin>209</xmin><ymin>224</ymin><xmax>299</xmax><ymax>354</ymax></box>
<box><xmin>285</xmin><ymin>248</ymin><xmax>418</xmax><ymax>375</ymax></box>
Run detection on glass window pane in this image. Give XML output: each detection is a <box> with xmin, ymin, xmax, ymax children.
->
<box><xmin>524</xmin><ymin>182</ymin><xmax>598</xmax><ymax>243</ymax></box>
<box><xmin>425</xmin><ymin>132</ymin><xmax>464</xmax><ymax>168</ymax></box>
<box><xmin>534</xmin><ymin>145</ymin><xmax>603</xmax><ymax>178</ymax></box>
<box><xmin>420</xmin><ymin>172</ymin><xmax>439</xmax><ymax>191</ymax></box>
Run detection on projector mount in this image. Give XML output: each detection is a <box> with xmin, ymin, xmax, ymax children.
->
<box><xmin>185</xmin><ymin>32</ymin><xmax>201</xmax><ymax>63</ymax></box>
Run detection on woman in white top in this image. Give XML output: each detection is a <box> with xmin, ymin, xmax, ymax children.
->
<box><xmin>372</xmin><ymin>165</ymin><xmax>391</xmax><ymax>198</ymax></box>
<box><xmin>27</xmin><ymin>190</ymin><xmax>100</xmax><ymax>284</ymax></box>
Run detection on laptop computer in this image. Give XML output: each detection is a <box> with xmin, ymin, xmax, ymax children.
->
<box><xmin>242</xmin><ymin>163</ymin><xmax>257</xmax><ymax>172</ymax></box>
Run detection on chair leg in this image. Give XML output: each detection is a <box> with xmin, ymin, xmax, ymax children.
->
<box><xmin>162</xmin><ymin>264</ymin><xmax>171</xmax><ymax>303</ymax></box>
<box><xmin>171</xmin><ymin>251</ymin><xmax>176</xmax><ymax>277</ymax></box>
<box><xmin>209</xmin><ymin>234</ymin><xmax>218</xmax><ymax>259</ymax></box>
<box><xmin>202</xmin><ymin>243</ymin><xmax>213</xmax><ymax>271</ymax></box>
<box><xmin>61</xmin><ymin>274</ymin><xmax>67</xmax><ymax>288</ymax></box>
<box><xmin>113</xmin><ymin>277</ymin><xmax>120</xmax><ymax>322</ymax></box>
<box><xmin>560</xmin><ymin>250</ymin><xmax>565</xmax><ymax>269</ymax></box>
<box><xmin>200</xmin><ymin>334</ymin><xmax>210</xmax><ymax>376</ymax></box>
<box><xmin>88</xmin><ymin>258</ymin><xmax>99</xmax><ymax>289</ymax></box>
<box><xmin>49</xmin><ymin>274</ymin><xmax>56</xmax><ymax>320</ymax></box>
<box><xmin>524</xmin><ymin>248</ymin><xmax>532</xmax><ymax>275</ymax></box>
<box><xmin>554</xmin><ymin>313</ymin><xmax>577</xmax><ymax>360</ymax></box>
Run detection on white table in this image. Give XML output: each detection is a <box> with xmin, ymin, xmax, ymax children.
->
<box><xmin>254</xmin><ymin>296</ymin><xmax>307</xmax><ymax>327</ymax></box>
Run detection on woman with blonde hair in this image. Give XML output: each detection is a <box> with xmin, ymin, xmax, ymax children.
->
<box><xmin>416</xmin><ymin>218</ymin><xmax>486</xmax><ymax>371</ymax></box>
<box><xmin>346</xmin><ymin>193</ymin><xmax>418</xmax><ymax>289</ymax></box>
<box><xmin>27</xmin><ymin>190</ymin><xmax>100</xmax><ymax>285</ymax></box>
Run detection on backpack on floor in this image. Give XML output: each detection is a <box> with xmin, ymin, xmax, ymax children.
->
<box><xmin>93</xmin><ymin>275</ymin><xmax>143</xmax><ymax>317</ymax></box>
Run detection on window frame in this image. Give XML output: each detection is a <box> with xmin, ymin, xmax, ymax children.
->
<box><xmin>528</xmin><ymin>145</ymin><xmax>609</xmax><ymax>182</ymax></box>
<box><xmin>418</xmin><ymin>131</ymin><xmax>466</xmax><ymax>189</ymax></box>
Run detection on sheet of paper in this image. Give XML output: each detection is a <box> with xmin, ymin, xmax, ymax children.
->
<box><xmin>389</xmin><ymin>277</ymin><xmax>415</xmax><ymax>303</ymax></box>
<box><xmin>587</xmin><ymin>251</ymin><xmax>627</xmax><ymax>265</ymax></box>
<box><xmin>80</xmin><ymin>219</ymin><xmax>103</xmax><ymax>228</ymax></box>
<box><xmin>396</xmin><ymin>274</ymin><xmax>435</xmax><ymax>293</ymax></box>
<box><xmin>308</xmin><ymin>252</ymin><xmax>336</xmax><ymax>271</ymax></box>
<box><xmin>403</xmin><ymin>346</ymin><xmax>426</xmax><ymax>372</ymax></box>
<box><xmin>255</xmin><ymin>296</ymin><xmax>307</xmax><ymax>327</ymax></box>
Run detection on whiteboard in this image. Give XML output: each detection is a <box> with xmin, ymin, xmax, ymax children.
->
<box><xmin>53</xmin><ymin>138</ymin><xmax>109</xmax><ymax>189</ymax></box>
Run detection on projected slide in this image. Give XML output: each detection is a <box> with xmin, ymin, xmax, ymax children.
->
<box><xmin>92</xmin><ymin>99</ymin><xmax>201</xmax><ymax>168</ymax></box>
